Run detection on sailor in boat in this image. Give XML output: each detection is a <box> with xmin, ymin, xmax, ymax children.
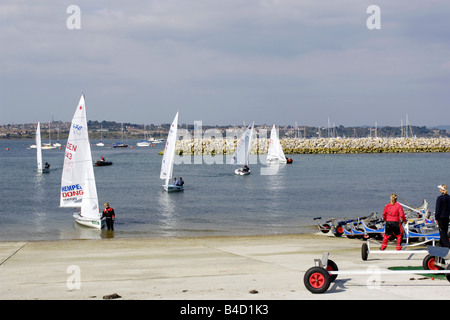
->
<box><xmin>102</xmin><ymin>202</ymin><xmax>115</xmax><ymax>231</ymax></box>
<box><xmin>176</xmin><ymin>177</ymin><xmax>184</xmax><ymax>187</ymax></box>
<box><xmin>242</xmin><ymin>164</ymin><xmax>250</xmax><ymax>173</ymax></box>
<box><xmin>100</xmin><ymin>156</ymin><xmax>105</xmax><ymax>162</ymax></box>
<box><xmin>44</xmin><ymin>162</ymin><xmax>50</xmax><ymax>169</ymax></box>
<box><xmin>380</xmin><ymin>193</ymin><xmax>407</xmax><ymax>251</ymax></box>
<box><xmin>436</xmin><ymin>184</ymin><xmax>450</xmax><ymax>247</ymax></box>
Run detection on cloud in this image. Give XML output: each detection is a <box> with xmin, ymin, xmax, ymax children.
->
<box><xmin>1</xmin><ymin>1</ymin><xmax>450</xmax><ymax>126</ymax></box>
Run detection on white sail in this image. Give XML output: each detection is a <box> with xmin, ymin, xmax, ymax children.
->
<box><xmin>230</xmin><ymin>122</ymin><xmax>254</xmax><ymax>165</ymax></box>
<box><xmin>80</xmin><ymin>168</ymin><xmax>100</xmax><ymax>220</ymax></box>
<box><xmin>267</xmin><ymin>124</ymin><xmax>287</xmax><ymax>163</ymax></box>
<box><xmin>60</xmin><ymin>95</ymin><xmax>98</xmax><ymax>215</ymax></box>
<box><xmin>160</xmin><ymin>112</ymin><xmax>179</xmax><ymax>188</ymax></box>
<box><xmin>36</xmin><ymin>122</ymin><xmax>43</xmax><ymax>172</ymax></box>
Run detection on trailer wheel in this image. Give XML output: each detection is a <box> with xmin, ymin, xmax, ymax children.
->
<box><xmin>361</xmin><ymin>243</ymin><xmax>369</xmax><ymax>261</ymax></box>
<box><xmin>446</xmin><ymin>264</ymin><xmax>450</xmax><ymax>283</ymax></box>
<box><xmin>326</xmin><ymin>259</ymin><xmax>339</xmax><ymax>282</ymax></box>
<box><xmin>304</xmin><ymin>267</ymin><xmax>331</xmax><ymax>294</ymax></box>
<box><xmin>334</xmin><ymin>226</ymin><xmax>343</xmax><ymax>237</ymax></box>
<box><xmin>423</xmin><ymin>255</ymin><xmax>445</xmax><ymax>270</ymax></box>
<box><xmin>321</xmin><ymin>224</ymin><xmax>331</xmax><ymax>234</ymax></box>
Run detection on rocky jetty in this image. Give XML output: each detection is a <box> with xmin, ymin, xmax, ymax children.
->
<box><xmin>171</xmin><ymin>137</ymin><xmax>450</xmax><ymax>155</ymax></box>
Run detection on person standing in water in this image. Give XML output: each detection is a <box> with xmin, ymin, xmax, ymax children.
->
<box><xmin>102</xmin><ymin>202</ymin><xmax>115</xmax><ymax>231</ymax></box>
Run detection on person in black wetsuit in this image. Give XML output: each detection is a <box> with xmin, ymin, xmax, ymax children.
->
<box><xmin>102</xmin><ymin>202</ymin><xmax>115</xmax><ymax>231</ymax></box>
<box><xmin>436</xmin><ymin>184</ymin><xmax>450</xmax><ymax>247</ymax></box>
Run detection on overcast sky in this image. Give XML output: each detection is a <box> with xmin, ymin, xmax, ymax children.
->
<box><xmin>1</xmin><ymin>1</ymin><xmax>449</xmax><ymax>127</ymax></box>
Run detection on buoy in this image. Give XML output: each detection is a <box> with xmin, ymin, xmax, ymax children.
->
<box><xmin>6</xmin><ymin>147</ymin><xmax>9</xmax><ymax>151</ymax></box>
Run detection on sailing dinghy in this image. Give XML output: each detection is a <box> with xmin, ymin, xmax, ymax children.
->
<box><xmin>160</xmin><ymin>112</ymin><xmax>184</xmax><ymax>192</ymax></box>
<box><xmin>267</xmin><ymin>124</ymin><xmax>287</xmax><ymax>163</ymax></box>
<box><xmin>231</xmin><ymin>122</ymin><xmax>254</xmax><ymax>175</ymax></box>
<box><xmin>36</xmin><ymin>122</ymin><xmax>49</xmax><ymax>173</ymax></box>
<box><xmin>60</xmin><ymin>95</ymin><xmax>104</xmax><ymax>229</ymax></box>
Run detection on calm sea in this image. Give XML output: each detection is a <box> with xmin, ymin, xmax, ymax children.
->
<box><xmin>0</xmin><ymin>139</ymin><xmax>449</xmax><ymax>241</ymax></box>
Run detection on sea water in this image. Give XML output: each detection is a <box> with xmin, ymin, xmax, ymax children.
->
<box><xmin>0</xmin><ymin>139</ymin><xmax>449</xmax><ymax>241</ymax></box>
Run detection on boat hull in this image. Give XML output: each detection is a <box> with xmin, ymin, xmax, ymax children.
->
<box><xmin>163</xmin><ymin>184</ymin><xmax>184</xmax><ymax>192</ymax></box>
<box><xmin>73</xmin><ymin>213</ymin><xmax>104</xmax><ymax>229</ymax></box>
<box><xmin>95</xmin><ymin>161</ymin><xmax>113</xmax><ymax>166</ymax></box>
<box><xmin>235</xmin><ymin>168</ymin><xmax>250</xmax><ymax>175</ymax></box>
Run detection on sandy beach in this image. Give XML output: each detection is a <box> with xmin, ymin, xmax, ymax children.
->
<box><xmin>1</xmin><ymin>232</ymin><xmax>449</xmax><ymax>302</ymax></box>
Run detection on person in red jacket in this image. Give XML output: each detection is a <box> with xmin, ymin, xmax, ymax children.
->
<box><xmin>381</xmin><ymin>193</ymin><xmax>407</xmax><ymax>251</ymax></box>
<box><xmin>102</xmin><ymin>202</ymin><xmax>115</xmax><ymax>231</ymax></box>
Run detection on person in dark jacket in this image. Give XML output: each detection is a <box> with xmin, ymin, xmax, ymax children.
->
<box><xmin>102</xmin><ymin>202</ymin><xmax>115</xmax><ymax>231</ymax></box>
<box><xmin>436</xmin><ymin>185</ymin><xmax>450</xmax><ymax>247</ymax></box>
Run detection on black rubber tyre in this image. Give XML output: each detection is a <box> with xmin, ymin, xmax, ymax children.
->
<box><xmin>446</xmin><ymin>264</ymin><xmax>450</xmax><ymax>283</ymax></box>
<box><xmin>303</xmin><ymin>267</ymin><xmax>331</xmax><ymax>294</ymax></box>
<box><xmin>334</xmin><ymin>225</ymin><xmax>343</xmax><ymax>237</ymax></box>
<box><xmin>361</xmin><ymin>243</ymin><xmax>369</xmax><ymax>261</ymax></box>
<box><xmin>326</xmin><ymin>259</ymin><xmax>339</xmax><ymax>282</ymax></box>
<box><xmin>320</xmin><ymin>224</ymin><xmax>331</xmax><ymax>234</ymax></box>
<box><xmin>423</xmin><ymin>254</ymin><xmax>445</xmax><ymax>270</ymax></box>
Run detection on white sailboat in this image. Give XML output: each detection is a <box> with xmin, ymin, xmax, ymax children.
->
<box><xmin>53</xmin><ymin>127</ymin><xmax>62</xmax><ymax>147</ymax></box>
<box><xmin>267</xmin><ymin>124</ymin><xmax>287</xmax><ymax>163</ymax></box>
<box><xmin>96</xmin><ymin>125</ymin><xmax>105</xmax><ymax>146</ymax></box>
<box><xmin>231</xmin><ymin>121</ymin><xmax>254</xmax><ymax>175</ymax></box>
<box><xmin>160</xmin><ymin>112</ymin><xmax>183</xmax><ymax>192</ymax></box>
<box><xmin>36</xmin><ymin>122</ymin><xmax>49</xmax><ymax>173</ymax></box>
<box><xmin>42</xmin><ymin>121</ymin><xmax>57</xmax><ymax>150</ymax></box>
<box><xmin>137</xmin><ymin>124</ymin><xmax>151</xmax><ymax>147</ymax></box>
<box><xmin>60</xmin><ymin>95</ymin><xmax>103</xmax><ymax>229</ymax></box>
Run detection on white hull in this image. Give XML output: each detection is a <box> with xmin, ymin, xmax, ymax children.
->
<box><xmin>163</xmin><ymin>184</ymin><xmax>184</xmax><ymax>192</ymax></box>
<box><xmin>73</xmin><ymin>213</ymin><xmax>104</xmax><ymax>229</ymax></box>
<box><xmin>266</xmin><ymin>158</ymin><xmax>287</xmax><ymax>164</ymax></box>
<box><xmin>41</xmin><ymin>145</ymin><xmax>57</xmax><ymax>150</ymax></box>
<box><xmin>235</xmin><ymin>168</ymin><xmax>250</xmax><ymax>175</ymax></box>
<box><xmin>137</xmin><ymin>141</ymin><xmax>151</xmax><ymax>147</ymax></box>
<box><xmin>96</xmin><ymin>142</ymin><xmax>105</xmax><ymax>146</ymax></box>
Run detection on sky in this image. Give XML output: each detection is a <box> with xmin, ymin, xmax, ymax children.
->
<box><xmin>1</xmin><ymin>1</ymin><xmax>449</xmax><ymax>127</ymax></box>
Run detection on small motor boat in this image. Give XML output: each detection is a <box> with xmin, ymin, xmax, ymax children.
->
<box><xmin>95</xmin><ymin>161</ymin><xmax>113</xmax><ymax>166</ymax></box>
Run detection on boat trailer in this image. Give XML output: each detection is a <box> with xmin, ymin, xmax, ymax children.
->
<box><xmin>360</xmin><ymin>238</ymin><xmax>435</xmax><ymax>261</ymax></box>
<box><xmin>304</xmin><ymin>247</ymin><xmax>450</xmax><ymax>294</ymax></box>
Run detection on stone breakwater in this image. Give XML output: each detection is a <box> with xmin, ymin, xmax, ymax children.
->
<box><xmin>170</xmin><ymin>137</ymin><xmax>450</xmax><ymax>155</ymax></box>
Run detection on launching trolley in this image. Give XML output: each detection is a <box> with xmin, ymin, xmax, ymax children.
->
<box><xmin>303</xmin><ymin>250</ymin><xmax>450</xmax><ymax>294</ymax></box>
